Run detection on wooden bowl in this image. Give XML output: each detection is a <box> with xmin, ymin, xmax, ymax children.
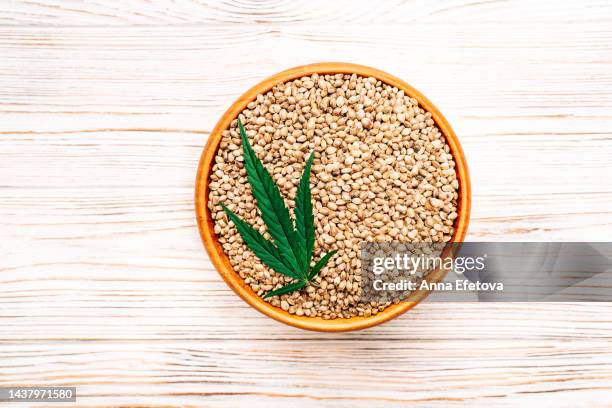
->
<box><xmin>195</xmin><ymin>62</ymin><xmax>471</xmax><ymax>332</ymax></box>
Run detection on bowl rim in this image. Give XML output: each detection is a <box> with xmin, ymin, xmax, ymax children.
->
<box><xmin>195</xmin><ymin>62</ymin><xmax>471</xmax><ymax>332</ymax></box>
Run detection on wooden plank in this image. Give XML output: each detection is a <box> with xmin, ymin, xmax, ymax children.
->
<box><xmin>0</xmin><ymin>338</ymin><xmax>611</xmax><ymax>406</ymax></box>
<box><xmin>1</xmin><ymin>0</ymin><xmax>611</xmax><ymax>26</ymax></box>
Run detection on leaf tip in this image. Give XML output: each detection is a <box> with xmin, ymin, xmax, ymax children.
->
<box><xmin>237</xmin><ymin>117</ymin><xmax>247</xmax><ymax>137</ymax></box>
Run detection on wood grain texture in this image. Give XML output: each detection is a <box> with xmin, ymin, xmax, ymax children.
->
<box><xmin>1</xmin><ymin>0</ymin><xmax>612</xmax><ymax>406</ymax></box>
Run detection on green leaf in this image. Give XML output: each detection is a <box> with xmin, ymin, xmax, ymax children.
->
<box><xmin>295</xmin><ymin>151</ymin><xmax>315</xmax><ymax>271</ymax></box>
<box><xmin>221</xmin><ymin>204</ymin><xmax>301</xmax><ymax>280</ymax></box>
<box><xmin>237</xmin><ymin>119</ymin><xmax>304</xmax><ymax>278</ymax></box>
<box><xmin>220</xmin><ymin>119</ymin><xmax>338</xmax><ymax>300</ymax></box>
<box><xmin>308</xmin><ymin>250</ymin><xmax>338</xmax><ymax>280</ymax></box>
<box><xmin>263</xmin><ymin>280</ymin><xmax>307</xmax><ymax>299</ymax></box>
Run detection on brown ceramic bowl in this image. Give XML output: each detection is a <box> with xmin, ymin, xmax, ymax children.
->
<box><xmin>195</xmin><ymin>62</ymin><xmax>471</xmax><ymax>332</ymax></box>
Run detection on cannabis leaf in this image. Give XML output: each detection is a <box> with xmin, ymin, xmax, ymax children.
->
<box><xmin>221</xmin><ymin>118</ymin><xmax>337</xmax><ymax>299</ymax></box>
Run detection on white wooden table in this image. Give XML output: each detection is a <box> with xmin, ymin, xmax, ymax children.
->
<box><xmin>1</xmin><ymin>1</ymin><xmax>612</xmax><ymax>406</ymax></box>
